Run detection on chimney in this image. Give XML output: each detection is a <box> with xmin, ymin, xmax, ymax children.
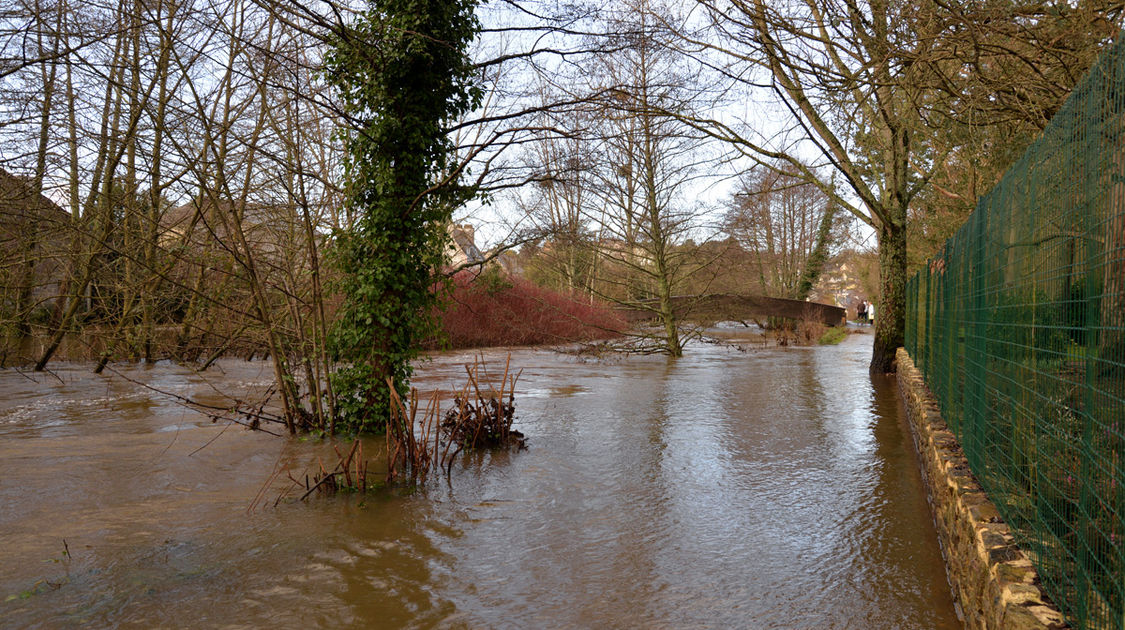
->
<box><xmin>458</xmin><ymin>223</ymin><xmax>475</xmax><ymax>245</ymax></box>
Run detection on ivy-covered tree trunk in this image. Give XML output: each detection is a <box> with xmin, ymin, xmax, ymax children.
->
<box><xmin>325</xmin><ymin>0</ymin><xmax>480</xmax><ymax>433</ymax></box>
<box><xmin>872</xmin><ymin>208</ymin><xmax>907</xmax><ymax>374</ymax></box>
<box><xmin>793</xmin><ymin>200</ymin><xmax>836</xmax><ymax>302</ymax></box>
<box><xmin>870</xmin><ymin>120</ymin><xmax>911</xmax><ymax>374</ymax></box>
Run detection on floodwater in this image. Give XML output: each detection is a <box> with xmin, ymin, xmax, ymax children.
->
<box><xmin>0</xmin><ymin>330</ymin><xmax>961</xmax><ymax>629</ymax></box>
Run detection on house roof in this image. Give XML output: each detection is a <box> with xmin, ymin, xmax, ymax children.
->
<box><xmin>450</xmin><ymin>227</ymin><xmax>484</xmax><ymax>264</ymax></box>
<box><xmin>0</xmin><ymin>168</ymin><xmax>69</xmax><ymax>234</ymax></box>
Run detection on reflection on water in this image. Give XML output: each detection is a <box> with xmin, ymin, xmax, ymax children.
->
<box><xmin>0</xmin><ymin>333</ymin><xmax>960</xmax><ymax>628</ymax></box>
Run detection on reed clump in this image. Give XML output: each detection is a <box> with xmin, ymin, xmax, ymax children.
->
<box><xmin>441</xmin><ymin>362</ymin><xmax>524</xmax><ymax>450</ymax></box>
<box><xmin>282</xmin><ymin>356</ymin><xmax>525</xmax><ymax>501</ymax></box>
<box><xmin>288</xmin><ymin>440</ymin><xmax>369</xmax><ymax>501</ymax></box>
<box><xmin>387</xmin><ymin>355</ymin><xmax>524</xmax><ymax>484</ymax></box>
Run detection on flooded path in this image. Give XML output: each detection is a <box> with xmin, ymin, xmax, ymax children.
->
<box><xmin>0</xmin><ymin>332</ymin><xmax>960</xmax><ymax>628</ymax></box>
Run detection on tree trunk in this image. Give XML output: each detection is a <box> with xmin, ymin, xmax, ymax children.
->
<box><xmin>871</xmin><ymin>210</ymin><xmax>907</xmax><ymax>373</ymax></box>
<box><xmin>793</xmin><ymin>198</ymin><xmax>836</xmax><ymax>302</ymax></box>
<box><xmin>36</xmin><ymin>29</ymin><xmax>128</xmax><ymax>371</ymax></box>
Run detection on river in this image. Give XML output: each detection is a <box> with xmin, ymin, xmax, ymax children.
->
<box><xmin>0</xmin><ymin>330</ymin><xmax>960</xmax><ymax>628</ymax></box>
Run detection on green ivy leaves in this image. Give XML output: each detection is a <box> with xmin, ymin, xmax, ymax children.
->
<box><xmin>324</xmin><ymin>0</ymin><xmax>481</xmax><ymax>433</ymax></box>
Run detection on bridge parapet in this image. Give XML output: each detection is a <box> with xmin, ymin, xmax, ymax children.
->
<box><xmin>617</xmin><ymin>293</ymin><xmax>845</xmax><ymax>327</ymax></box>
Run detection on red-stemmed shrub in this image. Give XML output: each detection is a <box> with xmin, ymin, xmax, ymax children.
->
<box><xmin>428</xmin><ymin>270</ymin><xmax>625</xmax><ymax>349</ymax></box>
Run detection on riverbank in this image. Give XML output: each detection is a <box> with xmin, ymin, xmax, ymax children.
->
<box><xmin>0</xmin><ymin>274</ymin><xmax>626</xmax><ymax>368</ymax></box>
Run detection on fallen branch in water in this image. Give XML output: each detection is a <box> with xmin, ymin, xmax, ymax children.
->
<box><xmin>97</xmin><ymin>363</ymin><xmax>284</xmax><ymax>437</ymax></box>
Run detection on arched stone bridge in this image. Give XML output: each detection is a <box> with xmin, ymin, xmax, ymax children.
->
<box><xmin>617</xmin><ymin>294</ymin><xmax>846</xmax><ymax>327</ymax></box>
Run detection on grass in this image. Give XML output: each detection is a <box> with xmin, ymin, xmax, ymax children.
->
<box><xmin>817</xmin><ymin>326</ymin><xmax>848</xmax><ymax>345</ymax></box>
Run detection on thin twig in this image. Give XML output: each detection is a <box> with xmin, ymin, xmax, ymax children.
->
<box><xmin>188</xmin><ymin>420</ymin><xmax>236</xmax><ymax>457</ymax></box>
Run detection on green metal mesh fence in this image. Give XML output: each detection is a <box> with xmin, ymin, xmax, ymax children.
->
<box><xmin>905</xmin><ymin>36</ymin><xmax>1125</xmax><ymax>630</ymax></box>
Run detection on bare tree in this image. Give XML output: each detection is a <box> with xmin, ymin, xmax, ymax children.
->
<box><xmin>678</xmin><ymin>0</ymin><xmax>1124</xmax><ymax>371</ymax></box>
<box><xmin>671</xmin><ymin>0</ymin><xmax>940</xmax><ymax>370</ymax></box>
<box><xmin>726</xmin><ymin>162</ymin><xmax>851</xmax><ymax>301</ymax></box>
<box><xmin>579</xmin><ymin>0</ymin><xmax>720</xmax><ymax>356</ymax></box>
<box><xmin>514</xmin><ymin>93</ymin><xmax>599</xmax><ymax>294</ymax></box>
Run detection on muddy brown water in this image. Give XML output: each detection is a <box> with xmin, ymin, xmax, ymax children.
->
<box><xmin>1</xmin><ymin>331</ymin><xmax>960</xmax><ymax>629</ymax></box>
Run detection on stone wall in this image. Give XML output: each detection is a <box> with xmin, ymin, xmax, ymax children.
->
<box><xmin>895</xmin><ymin>348</ymin><xmax>1068</xmax><ymax>630</ymax></box>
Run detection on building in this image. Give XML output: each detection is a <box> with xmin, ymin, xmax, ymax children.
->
<box><xmin>448</xmin><ymin>223</ymin><xmax>484</xmax><ymax>268</ymax></box>
<box><xmin>808</xmin><ymin>250</ymin><xmax>878</xmax><ymax>318</ymax></box>
<box><xmin>0</xmin><ymin>169</ymin><xmax>71</xmax><ymax>323</ymax></box>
